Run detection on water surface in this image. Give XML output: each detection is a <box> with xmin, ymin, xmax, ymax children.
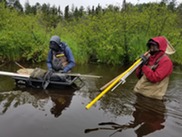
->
<box><xmin>0</xmin><ymin>63</ymin><xmax>182</xmax><ymax>137</ymax></box>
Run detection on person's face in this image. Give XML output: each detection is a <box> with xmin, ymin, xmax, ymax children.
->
<box><xmin>50</xmin><ymin>41</ymin><xmax>60</xmax><ymax>52</ymax></box>
<box><xmin>149</xmin><ymin>44</ymin><xmax>159</xmax><ymax>55</ymax></box>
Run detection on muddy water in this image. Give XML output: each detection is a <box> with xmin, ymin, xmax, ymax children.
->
<box><xmin>0</xmin><ymin>63</ymin><xmax>182</xmax><ymax>137</ymax></box>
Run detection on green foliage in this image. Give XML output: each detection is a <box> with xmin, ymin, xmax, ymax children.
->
<box><xmin>0</xmin><ymin>1</ymin><xmax>182</xmax><ymax>65</ymax></box>
<box><xmin>0</xmin><ymin>4</ymin><xmax>49</xmax><ymax>63</ymax></box>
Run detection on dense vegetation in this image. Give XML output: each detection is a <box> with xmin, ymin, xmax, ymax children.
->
<box><xmin>0</xmin><ymin>0</ymin><xmax>182</xmax><ymax>65</ymax></box>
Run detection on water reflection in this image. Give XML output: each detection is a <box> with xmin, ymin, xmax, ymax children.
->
<box><xmin>0</xmin><ymin>63</ymin><xmax>182</xmax><ymax>137</ymax></box>
<box><xmin>85</xmin><ymin>94</ymin><xmax>166</xmax><ymax>137</ymax></box>
<box><xmin>49</xmin><ymin>91</ymin><xmax>73</xmax><ymax>117</ymax></box>
<box><xmin>0</xmin><ymin>88</ymin><xmax>75</xmax><ymax>118</ymax></box>
<box><xmin>131</xmin><ymin>94</ymin><xmax>166</xmax><ymax>137</ymax></box>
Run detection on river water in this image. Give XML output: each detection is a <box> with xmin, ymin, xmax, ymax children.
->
<box><xmin>0</xmin><ymin>63</ymin><xmax>182</xmax><ymax>137</ymax></box>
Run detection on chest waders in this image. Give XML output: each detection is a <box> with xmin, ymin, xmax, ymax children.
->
<box><xmin>134</xmin><ymin>54</ymin><xmax>169</xmax><ymax>100</ymax></box>
<box><xmin>52</xmin><ymin>51</ymin><xmax>68</xmax><ymax>71</ymax></box>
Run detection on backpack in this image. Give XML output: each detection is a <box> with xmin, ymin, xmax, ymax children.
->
<box><xmin>30</xmin><ymin>68</ymin><xmax>47</xmax><ymax>79</ymax></box>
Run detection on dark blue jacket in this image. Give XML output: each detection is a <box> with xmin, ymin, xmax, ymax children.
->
<box><xmin>47</xmin><ymin>42</ymin><xmax>75</xmax><ymax>73</ymax></box>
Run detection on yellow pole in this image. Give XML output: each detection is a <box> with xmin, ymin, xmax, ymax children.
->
<box><xmin>85</xmin><ymin>58</ymin><xmax>142</xmax><ymax>109</ymax></box>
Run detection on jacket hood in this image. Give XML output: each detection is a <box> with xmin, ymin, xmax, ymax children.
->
<box><xmin>50</xmin><ymin>35</ymin><xmax>61</xmax><ymax>46</ymax></box>
<box><xmin>150</xmin><ymin>36</ymin><xmax>167</xmax><ymax>52</ymax></box>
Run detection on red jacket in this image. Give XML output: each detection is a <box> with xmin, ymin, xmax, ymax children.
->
<box><xmin>136</xmin><ymin>36</ymin><xmax>173</xmax><ymax>83</ymax></box>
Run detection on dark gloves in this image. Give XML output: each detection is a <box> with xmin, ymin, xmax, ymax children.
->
<box><xmin>58</xmin><ymin>70</ymin><xmax>66</xmax><ymax>73</ymax></box>
<box><xmin>48</xmin><ymin>68</ymin><xmax>54</xmax><ymax>72</ymax></box>
<box><xmin>140</xmin><ymin>54</ymin><xmax>149</xmax><ymax>66</ymax></box>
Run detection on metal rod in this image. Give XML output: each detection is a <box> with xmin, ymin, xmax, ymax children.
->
<box><xmin>85</xmin><ymin>58</ymin><xmax>142</xmax><ymax>110</ymax></box>
<box><xmin>85</xmin><ymin>51</ymin><xmax>150</xmax><ymax>110</ymax></box>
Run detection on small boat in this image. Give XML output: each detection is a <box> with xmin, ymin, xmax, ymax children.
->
<box><xmin>13</xmin><ymin>75</ymin><xmax>84</xmax><ymax>89</ymax></box>
<box><xmin>0</xmin><ymin>69</ymin><xmax>84</xmax><ymax>89</ymax></box>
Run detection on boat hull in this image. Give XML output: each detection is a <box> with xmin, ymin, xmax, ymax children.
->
<box><xmin>13</xmin><ymin>76</ymin><xmax>84</xmax><ymax>89</ymax></box>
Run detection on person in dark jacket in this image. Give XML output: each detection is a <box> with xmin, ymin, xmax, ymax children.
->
<box><xmin>134</xmin><ymin>36</ymin><xmax>173</xmax><ymax>100</ymax></box>
<box><xmin>47</xmin><ymin>35</ymin><xmax>75</xmax><ymax>73</ymax></box>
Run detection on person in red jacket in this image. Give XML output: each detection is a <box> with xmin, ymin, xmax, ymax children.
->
<box><xmin>134</xmin><ymin>36</ymin><xmax>173</xmax><ymax>100</ymax></box>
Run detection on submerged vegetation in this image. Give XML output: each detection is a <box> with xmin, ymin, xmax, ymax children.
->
<box><xmin>0</xmin><ymin>0</ymin><xmax>182</xmax><ymax>65</ymax></box>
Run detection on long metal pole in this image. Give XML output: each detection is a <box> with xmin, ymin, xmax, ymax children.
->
<box><xmin>85</xmin><ymin>58</ymin><xmax>142</xmax><ymax>109</ymax></box>
<box><xmin>0</xmin><ymin>71</ymin><xmax>30</xmax><ymax>78</ymax></box>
